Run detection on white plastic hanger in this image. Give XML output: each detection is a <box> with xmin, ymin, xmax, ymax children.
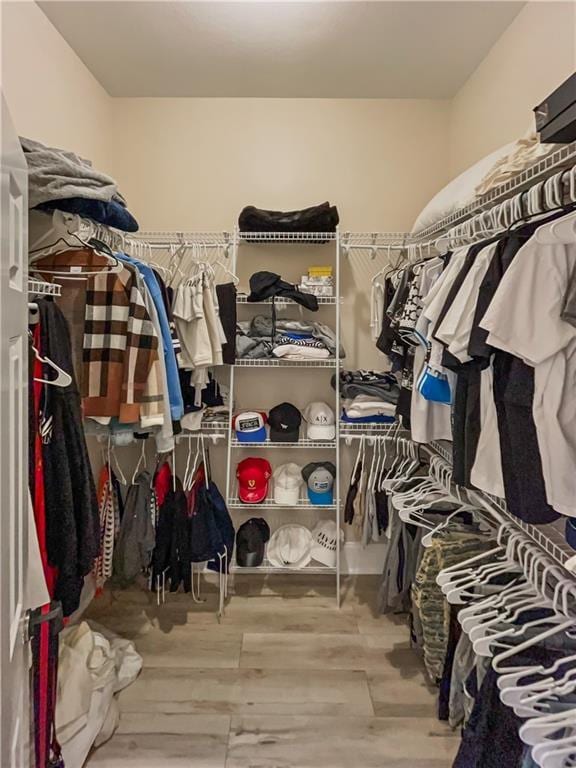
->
<box><xmin>205</xmin><ymin>243</ymin><xmax>240</xmax><ymax>286</ymax></box>
<box><xmin>520</xmin><ymin>708</ymin><xmax>576</xmax><ymax>747</ymax></box>
<box><xmin>537</xmin><ymin>740</ymin><xmax>576</xmax><ymax>768</ymax></box>
<box><xmin>131</xmin><ymin>439</ymin><xmax>148</xmax><ymax>484</ymax></box>
<box><xmin>499</xmin><ymin>645</ymin><xmax>576</xmax><ymax>701</ymax></box>
<box><xmin>29</xmin><ymin>335</ymin><xmax>72</xmax><ymax>388</ymax></box>
<box><xmin>491</xmin><ymin>613</ymin><xmax>576</xmax><ymax>675</ymax></box>
<box><xmin>366</xmin><ymin>438</ymin><xmax>380</xmax><ymax>495</ymax></box>
<box><xmin>382</xmin><ymin>440</ymin><xmax>415</xmax><ymax>491</ymax></box>
<box><xmin>107</xmin><ymin>438</ymin><xmax>127</xmax><ymax>486</ymax></box>
<box><xmin>30</xmin><ymin>212</ymin><xmax>123</xmax><ymax>277</ymax></box>
<box><xmin>464</xmin><ymin>543</ymin><xmax>551</xmax><ymax>637</ymax></box>
<box><xmin>443</xmin><ymin>533</ymin><xmax>524</xmax><ymax>605</ymax></box>
<box><xmin>436</xmin><ymin>538</ymin><xmax>508</xmax><ymax>588</ymax></box>
<box><xmin>421</xmin><ymin>502</ymin><xmax>483</xmax><ymax>548</ymax></box>
<box><xmin>183</xmin><ymin>438</ymin><xmax>201</xmax><ymax>492</ymax></box>
<box><xmin>443</xmin><ymin>531</ymin><xmax>529</xmax><ymax>600</ymax></box>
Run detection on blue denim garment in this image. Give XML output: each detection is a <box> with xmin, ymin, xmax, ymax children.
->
<box><xmin>117</xmin><ymin>253</ymin><xmax>184</xmax><ymax>421</ymax></box>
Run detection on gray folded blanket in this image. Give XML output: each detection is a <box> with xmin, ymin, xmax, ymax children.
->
<box><xmin>21</xmin><ymin>137</ymin><xmax>125</xmax><ymax>209</ymax></box>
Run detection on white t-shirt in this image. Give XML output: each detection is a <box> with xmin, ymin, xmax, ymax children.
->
<box><xmin>480</xmin><ymin>213</ymin><xmax>576</xmax><ymax>516</ymax></box>
<box><xmin>173</xmin><ymin>279</ymin><xmax>212</xmax><ymax>368</ymax></box>
<box><xmin>421</xmin><ymin>247</ymin><xmax>469</xmax><ymax>370</ymax></box>
<box><xmin>435</xmin><ymin>242</ymin><xmax>498</xmax><ymax>363</ymax></box>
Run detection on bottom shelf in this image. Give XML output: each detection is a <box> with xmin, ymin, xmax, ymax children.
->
<box><xmin>230</xmin><ymin>562</ymin><xmax>336</xmax><ymax>574</ymax></box>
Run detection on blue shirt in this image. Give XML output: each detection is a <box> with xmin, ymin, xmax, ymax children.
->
<box><xmin>117</xmin><ymin>253</ymin><xmax>183</xmax><ymax>421</ymax></box>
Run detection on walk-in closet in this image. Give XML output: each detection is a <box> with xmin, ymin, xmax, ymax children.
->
<box><xmin>2</xmin><ymin>1</ymin><xmax>576</xmax><ymax>766</ymax></box>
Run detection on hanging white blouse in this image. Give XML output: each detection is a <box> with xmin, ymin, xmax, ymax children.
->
<box><xmin>480</xmin><ymin>211</ymin><xmax>576</xmax><ymax>517</ymax></box>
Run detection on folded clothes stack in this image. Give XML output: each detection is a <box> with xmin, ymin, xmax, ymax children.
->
<box><xmin>341</xmin><ymin>395</ymin><xmax>397</xmax><ymax>422</ymax></box>
<box><xmin>333</xmin><ymin>369</ymin><xmax>400</xmax><ymax>424</ymax></box>
<box><xmin>236</xmin><ymin>315</ymin><xmax>344</xmax><ymax>361</ymax></box>
<box><xmin>21</xmin><ymin>136</ymin><xmax>139</xmax><ymax>232</ymax></box>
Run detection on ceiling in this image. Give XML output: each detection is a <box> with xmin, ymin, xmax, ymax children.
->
<box><xmin>39</xmin><ymin>1</ymin><xmax>524</xmax><ymax>98</ymax></box>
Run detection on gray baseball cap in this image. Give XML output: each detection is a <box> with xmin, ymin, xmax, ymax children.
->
<box><xmin>301</xmin><ymin>462</ymin><xmax>336</xmax><ymax>505</ymax></box>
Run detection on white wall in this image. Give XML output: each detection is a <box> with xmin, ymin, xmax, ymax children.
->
<box><xmin>110</xmin><ymin>97</ymin><xmax>451</xmax><ymax>371</ymax></box>
<box><xmin>1</xmin><ymin>0</ymin><xmax>113</xmax><ymax>173</ymax></box>
<box><xmin>110</xmin><ymin>97</ymin><xmax>450</xmax><ymax>233</ymax></box>
<box><xmin>448</xmin><ymin>1</ymin><xmax>576</xmax><ymax>177</ymax></box>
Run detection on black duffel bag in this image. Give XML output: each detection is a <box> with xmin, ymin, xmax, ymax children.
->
<box><xmin>238</xmin><ymin>201</ymin><xmax>339</xmax><ymax>238</ymax></box>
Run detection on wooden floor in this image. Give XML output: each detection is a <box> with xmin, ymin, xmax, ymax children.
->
<box><xmin>84</xmin><ymin>576</ymin><xmax>459</xmax><ymax>767</ymax></box>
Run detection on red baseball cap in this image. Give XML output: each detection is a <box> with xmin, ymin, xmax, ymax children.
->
<box><xmin>237</xmin><ymin>458</ymin><xmax>272</xmax><ymax>504</ymax></box>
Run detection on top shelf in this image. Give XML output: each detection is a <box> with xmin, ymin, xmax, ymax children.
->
<box><xmin>238</xmin><ymin>232</ymin><xmax>337</xmax><ymax>244</ymax></box>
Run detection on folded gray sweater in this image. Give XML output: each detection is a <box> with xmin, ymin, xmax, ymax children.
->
<box><xmin>21</xmin><ymin>136</ymin><xmax>124</xmax><ymax>209</ymax></box>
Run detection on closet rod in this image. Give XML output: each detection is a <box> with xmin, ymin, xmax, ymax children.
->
<box><xmin>411</xmin><ymin>140</ymin><xmax>576</xmax><ymax>241</ymax></box>
<box><xmin>343</xmin><ymin>144</ymin><xmax>576</xmax><ymax>261</ymax></box>
<box><xmin>138</xmin><ymin>241</ymin><xmax>231</xmax><ymax>249</ymax></box>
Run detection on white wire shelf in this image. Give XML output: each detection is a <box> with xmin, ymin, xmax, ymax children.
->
<box><xmin>176</xmin><ymin>422</ymin><xmax>229</xmax><ymax>440</ymax></box>
<box><xmin>427</xmin><ymin>440</ymin><xmax>574</xmax><ymax>569</ymax></box>
<box><xmin>200</xmin><ymin>421</ymin><xmax>230</xmax><ymax>431</ymax></box>
<box><xmin>237</xmin><ymin>294</ymin><xmax>339</xmax><ymax>305</ymax></box>
<box><xmin>339</xmin><ymin>421</ymin><xmax>398</xmax><ymax>434</ymax></box>
<box><xmin>429</xmin><ymin>440</ymin><xmax>452</xmax><ymax>463</ymax></box>
<box><xmin>227</xmin><ymin>499</ymin><xmax>337</xmax><ymax>510</ymax></box>
<box><xmin>235</xmin><ymin>358</ymin><xmax>337</xmax><ymax>368</ymax></box>
<box><xmin>28</xmin><ymin>278</ymin><xmax>62</xmax><ymax>297</ymax></box>
<box><xmin>231</xmin><ymin>439</ymin><xmax>336</xmax><ymax>449</ymax></box>
<box><xmin>341</xmin><ymin>232</ymin><xmax>409</xmax><ymax>254</ymax></box>
<box><xmin>231</xmin><ymin>561</ymin><xmax>336</xmax><ymax>574</ymax></box>
<box><xmin>136</xmin><ymin>231</ymin><xmax>232</xmax><ymax>246</ymax></box>
<box><xmin>238</xmin><ymin>231</ymin><xmax>337</xmax><ymax>243</ymax></box>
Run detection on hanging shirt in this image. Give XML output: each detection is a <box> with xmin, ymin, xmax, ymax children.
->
<box><xmin>121</xmin><ymin>262</ymin><xmax>165</xmax><ymax>429</ymax></box>
<box><xmin>173</xmin><ymin>277</ymin><xmax>213</xmax><ymax>368</ymax></box>
<box><xmin>435</xmin><ymin>243</ymin><xmax>498</xmax><ymax>363</ymax></box>
<box><xmin>411</xmin><ymin>258</ymin><xmax>453</xmax><ymax>443</ymax></box>
<box><xmin>481</xmin><ymin>212</ymin><xmax>576</xmax><ymax>517</ymax></box>
<box><xmin>466</xmin><ymin>215</ymin><xmax>565</xmax><ymax>523</ymax></box>
<box><xmin>421</xmin><ymin>247</ymin><xmax>469</xmax><ymax>371</ymax></box>
<box><xmin>117</xmin><ymin>253</ymin><xmax>184</xmax><ymax>421</ymax></box>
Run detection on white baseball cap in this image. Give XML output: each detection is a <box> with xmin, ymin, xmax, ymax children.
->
<box><xmin>303</xmin><ymin>402</ymin><xmax>336</xmax><ymax>440</ymax></box>
<box><xmin>272</xmin><ymin>463</ymin><xmax>303</xmax><ymax>506</ymax></box>
<box><xmin>311</xmin><ymin>521</ymin><xmax>343</xmax><ymax>567</ymax></box>
<box><xmin>267</xmin><ymin>524</ymin><xmax>313</xmax><ymax>569</ymax></box>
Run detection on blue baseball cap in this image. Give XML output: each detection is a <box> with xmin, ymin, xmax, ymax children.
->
<box><xmin>302</xmin><ymin>462</ymin><xmax>336</xmax><ymax>506</ymax></box>
<box><xmin>233</xmin><ymin>411</ymin><xmax>267</xmax><ymax>443</ymax></box>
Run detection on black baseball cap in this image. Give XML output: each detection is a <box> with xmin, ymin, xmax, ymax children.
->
<box><xmin>235</xmin><ymin>518</ymin><xmax>271</xmax><ymax>567</ymax></box>
<box><xmin>268</xmin><ymin>402</ymin><xmax>302</xmax><ymax>442</ymax></box>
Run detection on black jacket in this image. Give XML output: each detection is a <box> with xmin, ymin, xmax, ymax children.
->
<box><xmin>38</xmin><ymin>299</ymin><xmax>99</xmax><ymax>616</ymax></box>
